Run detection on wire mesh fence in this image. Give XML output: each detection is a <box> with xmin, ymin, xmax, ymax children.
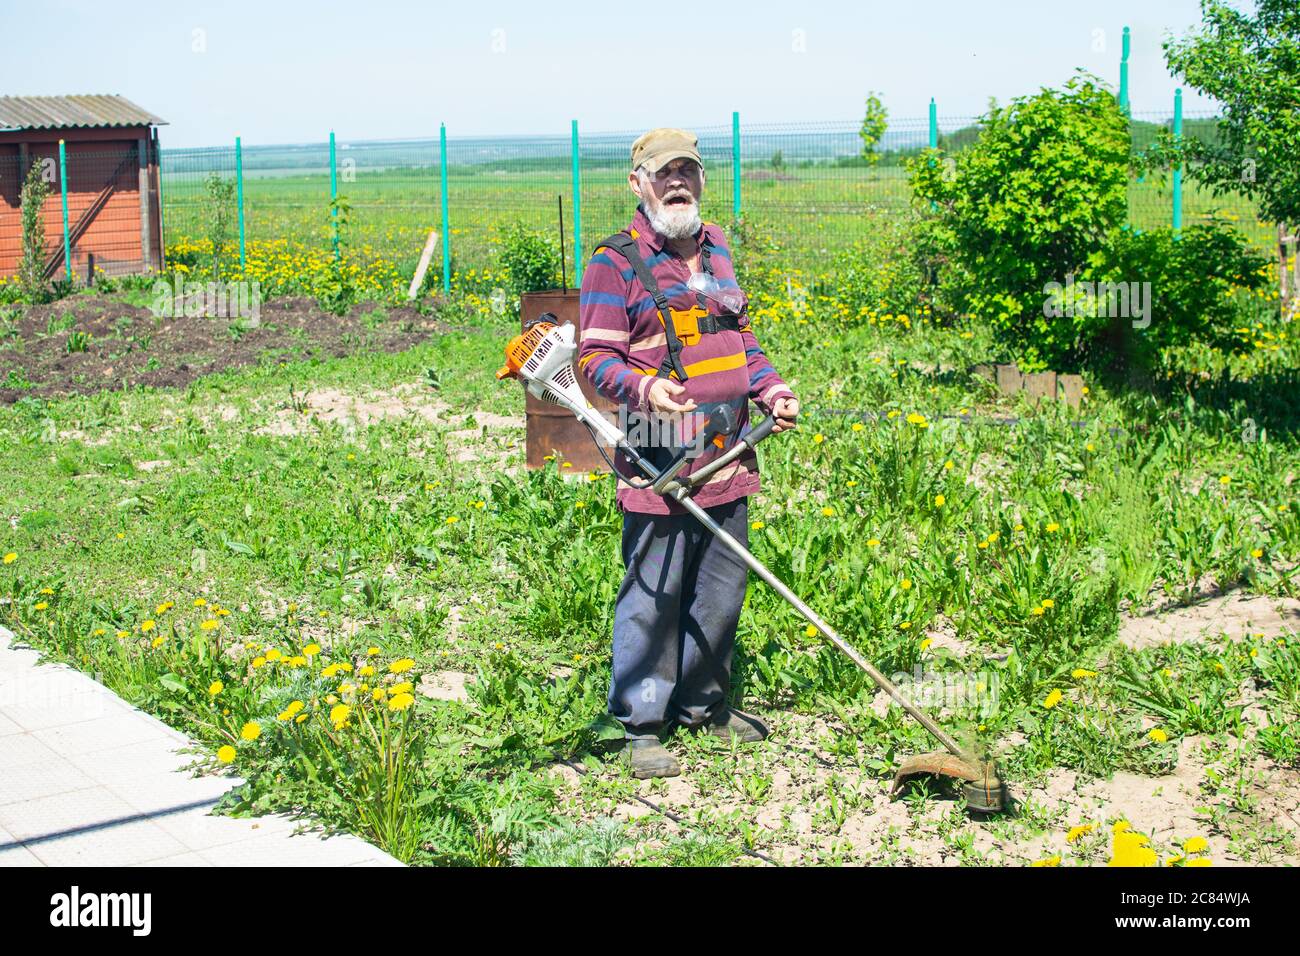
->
<box><xmin>2</xmin><ymin>109</ymin><xmax>1276</xmax><ymax>290</ymax></box>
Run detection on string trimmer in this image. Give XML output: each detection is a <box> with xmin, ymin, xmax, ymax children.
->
<box><xmin>496</xmin><ymin>318</ymin><xmax>1007</xmax><ymax>814</ymax></box>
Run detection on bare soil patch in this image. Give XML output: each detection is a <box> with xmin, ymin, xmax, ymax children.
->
<box><xmin>1120</xmin><ymin>591</ymin><xmax>1300</xmax><ymax>650</ymax></box>
<box><xmin>0</xmin><ymin>293</ymin><xmax>448</xmax><ymax>404</ymax></box>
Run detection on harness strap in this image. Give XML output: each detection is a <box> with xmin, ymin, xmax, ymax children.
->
<box><xmin>594</xmin><ymin>230</ymin><xmax>742</xmax><ymax>383</ymax></box>
<box><xmin>596</xmin><ymin>233</ymin><xmax>689</xmax><ymax>382</ymax></box>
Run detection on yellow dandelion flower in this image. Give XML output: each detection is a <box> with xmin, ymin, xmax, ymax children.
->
<box><xmin>200</xmin><ymin>619</ymin><xmax>220</xmax><ymax>631</ymax></box>
<box><xmin>208</xmin><ymin>680</ymin><xmax>223</xmax><ymax>697</ymax></box>
<box><xmin>217</xmin><ymin>745</ymin><xmax>237</xmax><ymax>764</ymax></box>
<box><xmin>277</xmin><ymin>700</ymin><xmax>305</xmax><ymax>721</ymax></box>
<box><xmin>934</xmin><ymin>494</ymin><xmax>945</xmax><ymax>507</ymax></box>
<box><xmin>389</xmin><ymin>658</ymin><xmax>415</xmax><ymax>674</ymax></box>
<box><xmin>1072</xmin><ymin>668</ymin><xmax>1097</xmax><ymax>679</ymax></box>
<box><xmin>804</xmin><ymin>624</ymin><xmax>818</xmax><ymax>638</ymax></box>
<box><xmin>2</xmin><ymin>552</ymin><xmax>16</xmax><ymax>564</ymax></box>
<box><xmin>1031</xmin><ymin>855</ymin><xmax>1061</xmax><ymax>867</ymax></box>
<box><xmin>240</xmin><ymin>722</ymin><xmax>261</xmax><ymax>741</ymax></box>
<box><xmin>1043</xmin><ymin>689</ymin><xmax>1063</xmax><ymax>709</ymax></box>
<box><xmin>141</xmin><ymin>619</ymin><xmax>156</xmax><ymax>632</ymax></box>
<box><xmin>387</xmin><ymin>692</ymin><xmax>415</xmax><ymax>712</ymax></box>
<box><xmin>1066</xmin><ymin>823</ymin><xmax>1096</xmax><ymax>843</ymax></box>
<box><xmin>1045</xmin><ymin>522</ymin><xmax>1060</xmax><ymax>533</ymax></box>
<box><xmin>821</xmin><ymin>506</ymin><xmax>836</xmax><ymax>517</ymax></box>
<box><xmin>303</xmin><ymin>643</ymin><xmax>321</xmax><ymax>657</ymax></box>
<box><xmin>1183</xmin><ymin>836</ymin><xmax>1208</xmax><ymax>854</ymax></box>
<box><xmin>329</xmin><ymin>703</ymin><xmax>351</xmax><ymax>728</ymax></box>
<box><xmin>867</xmin><ymin>538</ymin><xmax>881</xmax><ymax>547</ymax></box>
<box><xmin>1147</xmin><ymin>728</ymin><xmax>1168</xmax><ymax>743</ymax></box>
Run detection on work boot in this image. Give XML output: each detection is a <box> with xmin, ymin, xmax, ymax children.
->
<box><xmin>627</xmin><ymin>738</ymin><xmax>681</xmax><ymax>779</ymax></box>
<box><xmin>699</xmin><ymin>707</ymin><xmax>769</xmax><ymax>743</ymax></box>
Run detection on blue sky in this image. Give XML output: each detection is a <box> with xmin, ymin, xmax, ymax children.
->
<box><xmin>1</xmin><ymin>0</ymin><xmax>1225</xmax><ymax>148</ymax></box>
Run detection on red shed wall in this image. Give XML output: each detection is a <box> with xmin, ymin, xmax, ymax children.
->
<box><xmin>0</xmin><ymin>127</ymin><xmax>160</xmax><ymax>280</ymax></box>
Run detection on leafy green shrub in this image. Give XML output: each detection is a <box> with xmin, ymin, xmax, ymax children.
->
<box><xmin>1086</xmin><ymin>223</ymin><xmax>1268</xmax><ymax>369</ymax></box>
<box><xmin>910</xmin><ymin>76</ymin><xmax>1130</xmax><ymax>369</ymax></box>
<box><xmin>498</xmin><ymin>223</ymin><xmax>560</xmax><ymax>305</ymax></box>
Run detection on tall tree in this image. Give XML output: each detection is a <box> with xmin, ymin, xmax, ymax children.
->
<box><xmin>1161</xmin><ymin>0</ymin><xmax>1299</xmax><ymax>306</ymax></box>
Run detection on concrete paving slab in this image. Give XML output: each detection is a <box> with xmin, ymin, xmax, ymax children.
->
<box><xmin>0</xmin><ymin>625</ymin><xmax>402</xmax><ymax>868</ymax></box>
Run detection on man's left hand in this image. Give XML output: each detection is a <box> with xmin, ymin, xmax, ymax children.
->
<box><xmin>770</xmin><ymin>396</ymin><xmax>800</xmax><ymax>433</ymax></box>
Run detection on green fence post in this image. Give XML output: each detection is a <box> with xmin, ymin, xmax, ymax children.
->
<box><xmin>58</xmin><ymin>139</ymin><xmax>71</xmax><ymax>281</ymax></box>
<box><xmin>928</xmin><ymin>99</ymin><xmax>938</xmax><ymax>212</ymax></box>
<box><xmin>1119</xmin><ymin>26</ymin><xmax>1131</xmax><ymax>116</ymax></box>
<box><xmin>440</xmin><ymin>123</ymin><xmax>450</xmax><ymax>295</ymax></box>
<box><xmin>329</xmin><ymin>131</ymin><xmax>339</xmax><ymax>261</ymax></box>
<box><xmin>571</xmin><ymin>119</ymin><xmax>582</xmax><ymax>287</ymax></box>
<box><xmin>235</xmin><ymin>135</ymin><xmax>246</xmax><ymax>271</ymax></box>
<box><xmin>1172</xmin><ymin>88</ymin><xmax>1183</xmax><ymax>237</ymax></box>
<box><xmin>732</xmin><ymin>111</ymin><xmax>741</xmax><ymax>220</ymax></box>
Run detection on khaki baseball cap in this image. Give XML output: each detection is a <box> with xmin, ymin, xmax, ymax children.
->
<box><xmin>630</xmin><ymin>128</ymin><xmax>703</xmax><ymax>174</ymax></box>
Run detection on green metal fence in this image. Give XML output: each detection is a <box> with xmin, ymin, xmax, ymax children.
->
<box><xmin>154</xmin><ymin>104</ymin><xmax>1274</xmax><ymax>293</ymax></box>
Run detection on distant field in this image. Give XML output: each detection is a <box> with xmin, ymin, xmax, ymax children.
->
<box><xmin>160</xmin><ymin>160</ymin><xmax>1273</xmax><ymax>280</ymax></box>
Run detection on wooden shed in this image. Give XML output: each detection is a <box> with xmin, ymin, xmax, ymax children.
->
<box><xmin>0</xmin><ymin>95</ymin><xmax>166</xmax><ymax>282</ymax></box>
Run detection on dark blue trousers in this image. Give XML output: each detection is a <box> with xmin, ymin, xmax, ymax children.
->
<box><xmin>609</xmin><ymin>498</ymin><xmax>750</xmax><ymax>740</ymax></box>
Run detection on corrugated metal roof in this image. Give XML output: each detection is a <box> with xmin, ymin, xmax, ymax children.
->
<box><xmin>0</xmin><ymin>95</ymin><xmax>167</xmax><ymax>131</ymax></box>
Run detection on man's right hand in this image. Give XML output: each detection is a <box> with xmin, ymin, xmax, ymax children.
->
<box><xmin>646</xmin><ymin>378</ymin><xmax>697</xmax><ymax>414</ymax></box>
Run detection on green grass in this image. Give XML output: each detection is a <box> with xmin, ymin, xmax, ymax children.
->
<box><xmin>2</xmin><ymin>281</ymin><xmax>1297</xmax><ymax>865</ymax></box>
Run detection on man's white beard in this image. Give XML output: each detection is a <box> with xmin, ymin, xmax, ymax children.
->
<box><xmin>644</xmin><ymin>195</ymin><xmax>702</xmax><ymax>240</ymax></box>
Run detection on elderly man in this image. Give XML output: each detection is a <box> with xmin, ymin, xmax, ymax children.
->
<box><xmin>577</xmin><ymin>128</ymin><xmax>800</xmax><ymax>778</ymax></box>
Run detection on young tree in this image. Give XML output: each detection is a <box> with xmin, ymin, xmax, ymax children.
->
<box><xmin>18</xmin><ymin>160</ymin><xmax>52</xmax><ymax>302</ymax></box>
<box><xmin>204</xmin><ymin>173</ymin><xmax>236</xmax><ymax>281</ymax></box>
<box><xmin>1160</xmin><ymin>0</ymin><xmax>1299</xmax><ymax>306</ymax></box>
<box><xmin>859</xmin><ymin>93</ymin><xmax>889</xmax><ymax>167</ymax></box>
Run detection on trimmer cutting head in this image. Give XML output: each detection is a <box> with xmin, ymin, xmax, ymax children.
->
<box><xmin>890</xmin><ymin>752</ymin><xmax>1007</xmax><ymax>815</ymax></box>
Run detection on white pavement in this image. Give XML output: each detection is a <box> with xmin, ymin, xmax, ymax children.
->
<box><xmin>0</xmin><ymin>626</ymin><xmax>403</xmax><ymax>867</ymax></box>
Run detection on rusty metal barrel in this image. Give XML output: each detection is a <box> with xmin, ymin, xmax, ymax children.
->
<box><xmin>520</xmin><ymin>289</ymin><xmax>618</xmax><ymax>472</ymax></box>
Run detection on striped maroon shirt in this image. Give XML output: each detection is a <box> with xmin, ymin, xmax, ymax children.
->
<box><xmin>577</xmin><ymin>205</ymin><xmax>795</xmax><ymax>515</ymax></box>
